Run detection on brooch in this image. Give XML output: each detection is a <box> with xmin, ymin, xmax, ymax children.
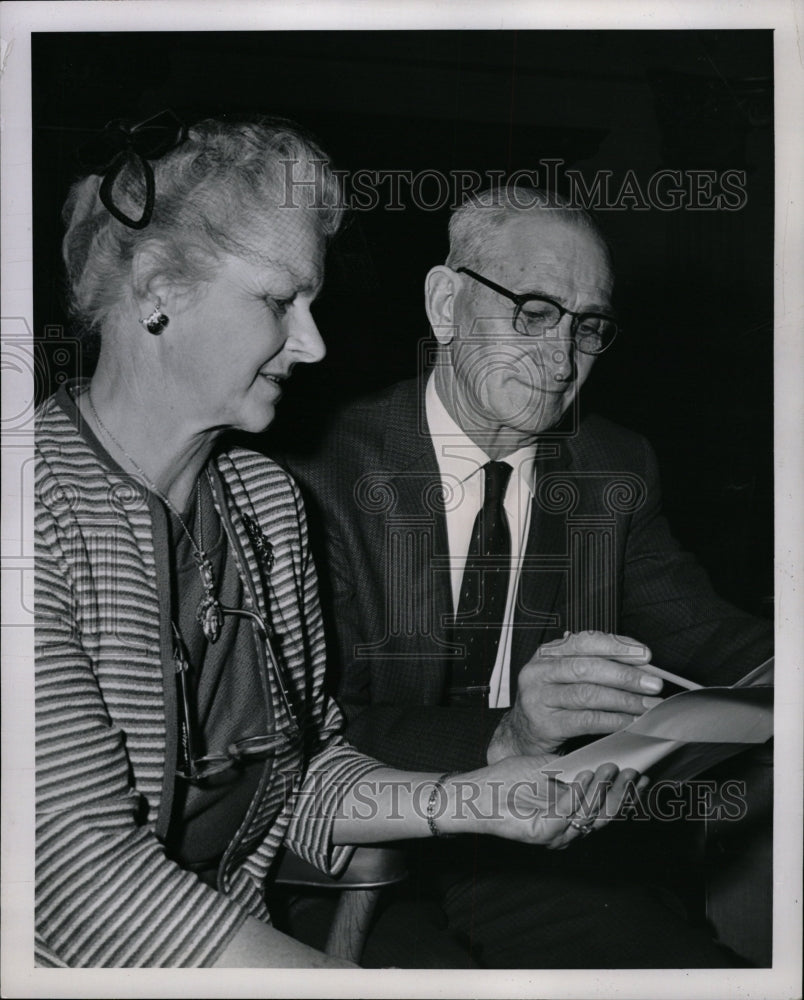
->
<box><xmin>242</xmin><ymin>512</ymin><xmax>274</xmax><ymax>571</ymax></box>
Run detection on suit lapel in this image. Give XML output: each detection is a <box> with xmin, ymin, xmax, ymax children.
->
<box><xmin>381</xmin><ymin>379</ymin><xmax>453</xmax><ymax>697</ymax></box>
<box><xmin>510</xmin><ymin>439</ymin><xmax>573</xmax><ymax>692</ymax></box>
<box><xmin>381</xmin><ymin>380</ymin><xmax>579</xmax><ymax>702</ymax></box>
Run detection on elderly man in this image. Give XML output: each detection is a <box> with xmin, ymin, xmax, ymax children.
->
<box><xmin>285</xmin><ymin>188</ymin><xmax>772</xmax><ymax>967</ymax></box>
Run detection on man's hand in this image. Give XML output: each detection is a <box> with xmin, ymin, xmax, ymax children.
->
<box><xmin>487</xmin><ymin>630</ymin><xmax>665</xmax><ymax>762</ymax></box>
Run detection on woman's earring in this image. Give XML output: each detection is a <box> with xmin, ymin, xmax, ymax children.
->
<box><xmin>139</xmin><ymin>299</ymin><xmax>169</xmax><ymax>335</ymax></box>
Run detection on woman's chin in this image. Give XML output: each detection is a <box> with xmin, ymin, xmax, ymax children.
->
<box><xmin>232</xmin><ymin>400</ymin><xmax>278</xmax><ymax>436</ymax></box>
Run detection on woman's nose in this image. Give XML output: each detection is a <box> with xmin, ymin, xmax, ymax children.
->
<box><xmin>289</xmin><ymin>309</ymin><xmax>326</xmax><ymax>364</ymax></box>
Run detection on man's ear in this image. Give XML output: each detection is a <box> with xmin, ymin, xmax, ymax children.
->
<box><xmin>424</xmin><ymin>266</ymin><xmax>460</xmax><ymax>345</ymax></box>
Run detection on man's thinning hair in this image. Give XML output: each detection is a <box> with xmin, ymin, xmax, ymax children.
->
<box><xmin>445</xmin><ymin>186</ymin><xmax>609</xmax><ymax>273</ymax></box>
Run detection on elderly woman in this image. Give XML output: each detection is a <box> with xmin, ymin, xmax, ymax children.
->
<box><xmin>35</xmin><ymin>114</ymin><xmax>637</xmax><ymax>968</ymax></box>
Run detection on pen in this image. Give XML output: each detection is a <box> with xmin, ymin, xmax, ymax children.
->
<box><xmin>558</xmin><ymin>632</ymin><xmax>704</xmax><ymax>691</ymax></box>
<box><xmin>638</xmin><ymin>662</ymin><xmax>703</xmax><ymax>691</ymax></box>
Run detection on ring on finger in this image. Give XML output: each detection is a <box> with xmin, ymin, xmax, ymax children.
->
<box><xmin>568</xmin><ymin>817</ymin><xmax>594</xmax><ymax>836</ymax></box>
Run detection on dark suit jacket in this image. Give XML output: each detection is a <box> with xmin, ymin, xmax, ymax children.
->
<box><xmin>287</xmin><ymin>377</ymin><xmax>773</xmax><ymax>773</ymax></box>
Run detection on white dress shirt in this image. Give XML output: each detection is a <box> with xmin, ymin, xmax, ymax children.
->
<box><xmin>425</xmin><ymin>374</ymin><xmax>538</xmax><ymax>708</ymax></box>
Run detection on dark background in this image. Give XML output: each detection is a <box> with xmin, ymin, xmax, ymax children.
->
<box><xmin>32</xmin><ymin>30</ymin><xmax>774</xmax><ymax>616</ymax></box>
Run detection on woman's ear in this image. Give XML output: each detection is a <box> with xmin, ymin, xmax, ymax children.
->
<box><xmin>424</xmin><ymin>266</ymin><xmax>460</xmax><ymax>345</ymax></box>
<box><xmin>131</xmin><ymin>242</ymin><xmax>200</xmax><ymax>320</ymax></box>
<box><xmin>131</xmin><ymin>243</ymin><xmax>172</xmax><ymax>314</ymax></box>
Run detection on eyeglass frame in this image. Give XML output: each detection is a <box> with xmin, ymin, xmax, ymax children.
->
<box><xmin>173</xmin><ymin>605</ymin><xmax>302</xmax><ymax>783</ymax></box>
<box><xmin>455</xmin><ymin>266</ymin><xmax>620</xmax><ymax>356</ymax></box>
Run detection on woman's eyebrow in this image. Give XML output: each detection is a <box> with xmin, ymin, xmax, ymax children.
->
<box><xmin>260</xmin><ymin>266</ymin><xmax>319</xmax><ymax>299</ymax></box>
<box><xmin>290</xmin><ymin>269</ymin><xmax>325</xmax><ymax>298</ymax></box>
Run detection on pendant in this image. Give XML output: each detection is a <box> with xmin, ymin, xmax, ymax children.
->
<box><xmin>197</xmin><ymin>593</ymin><xmax>224</xmax><ymax>643</ymax></box>
<box><xmin>194</xmin><ymin>550</ymin><xmax>222</xmax><ymax>643</ymax></box>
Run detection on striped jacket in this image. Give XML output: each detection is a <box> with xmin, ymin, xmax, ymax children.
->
<box><xmin>35</xmin><ymin>388</ymin><xmax>381</xmax><ymax>967</ymax></box>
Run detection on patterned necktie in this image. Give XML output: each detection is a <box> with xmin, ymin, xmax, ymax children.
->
<box><xmin>449</xmin><ymin>460</ymin><xmax>513</xmax><ymax>704</ymax></box>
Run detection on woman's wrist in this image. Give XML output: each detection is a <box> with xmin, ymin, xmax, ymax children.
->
<box><xmin>429</xmin><ymin>768</ymin><xmax>494</xmax><ymax>837</ymax></box>
<box><xmin>425</xmin><ymin>772</ymin><xmax>457</xmax><ymax>838</ymax></box>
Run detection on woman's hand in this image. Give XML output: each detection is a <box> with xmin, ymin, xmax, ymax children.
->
<box><xmin>333</xmin><ymin>760</ymin><xmax>646</xmax><ymax>849</ymax></box>
<box><xmin>437</xmin><ymin>757</ymin><xmax>646</xmax><ymax>849</ymax></box>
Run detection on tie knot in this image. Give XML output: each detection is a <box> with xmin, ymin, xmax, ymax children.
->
<box><xmin>483</xmin><ymin>461</ymin><xmax>512</xmax><ymax>505</ymax></box>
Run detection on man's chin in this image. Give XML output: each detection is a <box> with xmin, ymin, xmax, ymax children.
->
<box><xmin>493</xmin><ymin>392</ymin><xmax>569</xmax><ymax>436</ymax></box>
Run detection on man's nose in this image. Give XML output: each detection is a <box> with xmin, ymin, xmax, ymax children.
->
<box><xmin>288</xmin><ymin>309</ymin><xmax>327</xmax><ymax>364</ymax></box>
<box><xmin>545</xmin><ymin>320</ymin><xmax>576</xmax><ymax>383</ymax></box>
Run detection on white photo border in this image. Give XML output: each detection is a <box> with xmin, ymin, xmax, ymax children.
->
<box><xmin>2</xmin><ymin>2</ymin><xmax>801</xmax><ymax>998</ymax></box>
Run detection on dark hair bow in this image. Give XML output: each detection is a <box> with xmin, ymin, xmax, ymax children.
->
<box><xmin>77</xmin><ymin>109</ymin><xmax>187</xmax><ymax>230</ymax></box>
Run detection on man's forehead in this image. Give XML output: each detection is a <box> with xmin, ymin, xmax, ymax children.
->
<box><xmin>491</xmin><ymin>212</ymin><xmax>613</xmax><ymax>296</ymax></box>
<box><xmin>500</xmin><ymin>212</ymin><xmax>607</xmax><ymax>261</ymax></box>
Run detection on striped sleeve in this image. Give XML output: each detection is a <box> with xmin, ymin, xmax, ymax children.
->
<box><xmin>35</xmin><ymin>462</ymin><xmax>248</xmax><ymax>968</ymax></box>
<box><xmin>280</xmin><ymin>476</ymin><xmax>385</xmax><ymax>874</ymax></box>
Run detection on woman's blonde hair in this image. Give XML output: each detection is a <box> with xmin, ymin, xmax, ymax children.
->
<box><xmin>62</xmin><ymin>117</ymin><xmax>343</xmax><ymax>336</ymax></box>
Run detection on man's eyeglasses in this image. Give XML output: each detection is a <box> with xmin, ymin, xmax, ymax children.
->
<box><xmin>173</xmin><ymin>606</ymin><xmax>301</xmax><ymax>783</ymax></box>
<box><xmin>456</xmin><ymin>267</ymin><xmax>619</xmax><ymax>356</ymax></box>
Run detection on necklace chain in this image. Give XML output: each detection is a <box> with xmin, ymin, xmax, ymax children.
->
<box><xmin>86</xmin><ymin>386</ymin><xmax>200</xmax><ymax>550</ymax></box>
<box><xmin>85</xmin><ymin>384</ymin><xmax>224</xmax><ymax>643</ymax></box>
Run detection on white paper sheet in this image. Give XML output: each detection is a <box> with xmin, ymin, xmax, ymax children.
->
<box><xmin>547</xmin><ymin>682</ymin><xmax>773</xmax><ymax>784</ymax></box>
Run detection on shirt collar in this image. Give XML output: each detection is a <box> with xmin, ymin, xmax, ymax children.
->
<box><xmin>425</xmin><ymin>372</ymin><xmax>539</xmax><ymax>495</ymax></box>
